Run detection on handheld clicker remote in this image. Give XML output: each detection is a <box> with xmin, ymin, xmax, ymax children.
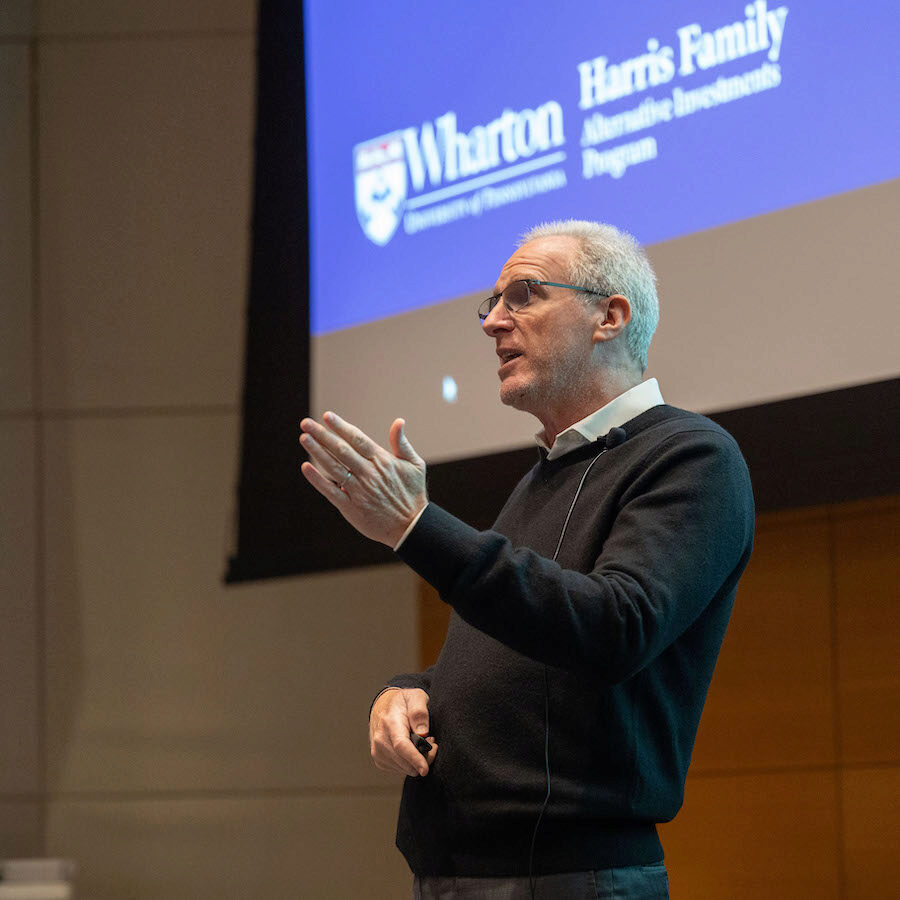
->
<box><xmin>410</xmin><ymin>731</ymin><xmax>431</xmax><ymax>756</ymax></box>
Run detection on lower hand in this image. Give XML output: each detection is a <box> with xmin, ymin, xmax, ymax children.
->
<box><xmin>369</xmin><ymin>688</ymin><xmax>438</xmax><ymax>778</ymax></box>
<box><xmin>299</xmin><ymin>413</ymin><xmax>427</xmax><ymax>546</ymax></box>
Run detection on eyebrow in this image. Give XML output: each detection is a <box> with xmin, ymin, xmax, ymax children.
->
<box><xmin>491</xmin><ymin>275</ymin><xmax>541</xmax><ymax>296</ymax></box>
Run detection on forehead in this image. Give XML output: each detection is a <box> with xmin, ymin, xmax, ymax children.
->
<box><xmin>494</xmin><ymin>235</ymin><xmax>582</xmax><ymax>292</ymax></box>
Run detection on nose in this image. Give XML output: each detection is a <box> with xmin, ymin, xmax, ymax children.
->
<box><xmin>481</xmin><ymin>299</ymin><xmax>514</xmax><ymax>337</ymax></box>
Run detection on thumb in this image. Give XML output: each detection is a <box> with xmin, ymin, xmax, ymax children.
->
<box><xmin>390</xmin><ymin>418</ymin><xmax>420</xmax><ymax>463</ymax></box>
<box><xmin>405</xmin><ymin>690</ymin><xmax>430</xmax><ymax>736</ymax></box>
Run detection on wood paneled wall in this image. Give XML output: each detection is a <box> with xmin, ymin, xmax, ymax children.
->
<box><xmin>417</xmin><ymin>495</ymin><xmax>900</xmax><ymax>899</ymax></box>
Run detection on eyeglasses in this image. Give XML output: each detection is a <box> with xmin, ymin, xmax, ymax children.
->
<box><xmin>477</xmin><ymin>280</ymin><xmax>608</xmax><ymax>322</ymax></box>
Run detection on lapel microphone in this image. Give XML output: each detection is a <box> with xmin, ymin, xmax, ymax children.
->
<box><xmin>603</xmin><ymin>426</ymin><xmax>628</xmax><ymax>449</ymax></box>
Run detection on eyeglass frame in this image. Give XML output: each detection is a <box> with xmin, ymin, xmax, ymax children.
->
<box><xmin>477</xmin><ymin>280</ymin><xmax>610</xmax><ymax>322</ymax></box>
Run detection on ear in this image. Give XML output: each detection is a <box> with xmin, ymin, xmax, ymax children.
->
<box><xmin>592</xmin><ymin>294</ymin><xmax>631</xmax><ymax>345</ymax></box>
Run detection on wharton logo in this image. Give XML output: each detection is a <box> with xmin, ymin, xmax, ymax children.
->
<box><xmin>353</xmin><ymin>101</ymin><xmax>566</xmax><ymax>245</ymax></box>
<box><xmin>354</xmin><ymin>132</ymin><xmax>407</xmax><ymax>246</ymax></box>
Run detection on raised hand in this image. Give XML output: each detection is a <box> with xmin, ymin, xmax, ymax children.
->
<box><xmin>299</xmin><ymin>412</ymin><xmax>428</xmax><ymax>546</ymax></box>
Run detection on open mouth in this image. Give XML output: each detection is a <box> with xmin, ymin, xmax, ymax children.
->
<box><xmin>498</xmin><ymin>351</ymin><xmax>522</xmax><ymax>365</ymax></box>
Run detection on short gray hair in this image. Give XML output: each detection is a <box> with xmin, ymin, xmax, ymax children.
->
<box><xmin>520</xmin><ymin>220</ymin><xmax>659</xmax><ymax>371</ymax></box>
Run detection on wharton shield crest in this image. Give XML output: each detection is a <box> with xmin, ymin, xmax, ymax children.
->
<box><xmin>354</xmin><ymin>132</ymin><xmax>407</xmax><ymax>246</ymax></box>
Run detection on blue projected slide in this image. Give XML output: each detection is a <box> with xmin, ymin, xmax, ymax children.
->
<box><xmin>304</xmin><ymin>1</ymin><xmax>897</xmax><ymax>334</ymax></box>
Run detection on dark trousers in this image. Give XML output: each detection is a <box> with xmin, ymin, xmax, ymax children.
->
<box><xmin>413</xmin><ymin>863</ymin><xmax>669</xmax><ymax>899</ymax></box>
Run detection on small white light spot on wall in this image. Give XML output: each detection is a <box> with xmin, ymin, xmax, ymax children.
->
<box><xmin>442</xmin><ymin>376</ymin><xmax>458</xmax><ymax>403</ymax></box>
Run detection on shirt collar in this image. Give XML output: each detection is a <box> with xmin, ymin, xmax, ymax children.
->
<box><xmin>535</xmin><ymin>378</ymin><xmax>665</xmax><ymax>460</ymax></box>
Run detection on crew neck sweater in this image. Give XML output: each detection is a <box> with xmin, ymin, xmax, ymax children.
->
<box><xmin>387</xmin><ymin>404</ymin><xmax>755</xmax><ymax>877</ymax></box>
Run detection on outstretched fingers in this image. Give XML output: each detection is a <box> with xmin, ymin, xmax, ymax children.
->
<box><xmin>300</xmin><ymin>413</ymin><xmax>378</xmax><ymax>475</ymax></box>
<box><xmin>300</xmin><ymin>460</ymin><xmax>350</xmax><ymax>505</ymax></box>
<box><xmin>322</xmin><ymin>411</ymin><xmax>380</xmax><ymax>460</ymax></box>
<box><xmin>299</xmin><ymin>430</ymin><xmax>350</xmax><ymax>485</ymax></box>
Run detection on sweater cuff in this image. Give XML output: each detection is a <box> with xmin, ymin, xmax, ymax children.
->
<box><xmin>393</xmin><ymin>503</ymin><xmax>429</xmax><ymax>551</ymax></box>
<box><xmin>394</xmin><ymin>502</ymin><xmax>486</xmax><ymax>597</ymax></box>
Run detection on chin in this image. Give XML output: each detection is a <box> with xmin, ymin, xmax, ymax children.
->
<box><xmin>499</xmin><ymin>379</ymin><xmax>535</xmax><ymax>411</ymax></box>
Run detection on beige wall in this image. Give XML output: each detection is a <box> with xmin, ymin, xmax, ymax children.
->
<box><xmin>1</xmin><ymin>1</ymin><xmax>420</xmax><ymax>896</ymax></box>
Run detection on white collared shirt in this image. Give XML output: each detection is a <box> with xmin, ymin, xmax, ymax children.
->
<box><xmin>394</xmin><ymin>379</ymin><xmax>664</xmax><ymax>550</ymax></box>
<box><xmin>536</xmin><ymin>378</ymin><xmax>664</xmax><ymax>460</ymax></box>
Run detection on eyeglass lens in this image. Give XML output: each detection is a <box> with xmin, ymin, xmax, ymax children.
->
<box><xmin>479</xmin><ymin>281</ymin><xmax>530</xmax><ymax>320</ymax></box>
<box><xmin>503</xmin><ymin>281</ymin><xmax>530</xmax><ymax>310</ymax></box>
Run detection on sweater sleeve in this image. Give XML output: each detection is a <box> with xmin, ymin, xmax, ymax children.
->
<box><xmin>395</xmin><ymin>429</ymin><xmax>754</xmax><ymax>682</ymax></box>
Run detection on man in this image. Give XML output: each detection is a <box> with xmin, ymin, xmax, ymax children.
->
<box><xmin>300</xmin><ymin>221</ymin><xmax>754</xmax><ymax>899</ymax></box>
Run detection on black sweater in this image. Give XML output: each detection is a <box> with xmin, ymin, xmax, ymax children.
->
<box><xmin>387</xmin><ymin>404</ymin><xmax>755</xmax><ymax>876</ymax></box>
